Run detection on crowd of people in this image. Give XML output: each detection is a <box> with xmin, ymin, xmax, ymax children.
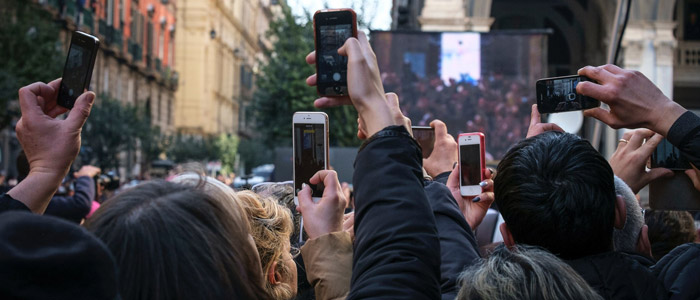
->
<box><xmin>382</xmin><ymin>71</ymin><xmax>532</xmax><ymax>159</ymax></box>
<box><xmin>2</xmin><ymin>30</ymin><xmax>700</xmax><ymax>300</ymax></box>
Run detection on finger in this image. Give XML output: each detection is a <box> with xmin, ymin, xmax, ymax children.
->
<box><xmin>602</xmin><ymin>64</ymin><xmax>624</xmax><ymax>75</ymax></box>
<box><xmin>483</xmin><ymin>168</ymin><xmax>494</xmax><ymax>180</ymax></box>
<box><xmin>446</xmin><ymin>164</ymin><xmax>460</xmax><ymax>190</ymax></box>
<box><xmin>529</xmin><ymin>104</ymin><xmax>541</xmax><ymax>128</ymax></box>
<box><xmin>639</xmin><ymin>133</ymin><xmax>664</xmax><ymax>155</ymax></box>
<box><xmin>430</xmin><ymin>119</ymin><xmax>448</xmax><ymax>139</ymax></box>
<box><xmin>297</xmin><ymin>183</ymin><xmax>314</xmax><ymax>211</ymax></box>
<box><xmin>47</xmin><ymin>105</ymin><xmax>69</xmax><ymax>118</ymax></box>
<box><xmin>628</xmin><ymin>129</ymin><xmax>655</xmax><ymax>149</ymax></box>
<box><xmin>578</xmin><ymin>66</ymin><xmax>616</xmax><ymax>83</ymax></box>
<box><xmin>538</xmin><ymin>123</ymin><xmax>564</xmax><ymax>133</ymax></box>
<box><xmin>66</xmin><ymin>91</ymin><xmax>95</xmax><ymax>129</ymax></box>
<box><xmin>305</xmin><ymin>51</ymin><xmax>316</xmax><ymax>65</ymax></box>
<box><xmin>309</xmin><ymin>170</ymin><xmax>341</xmax><ymax>193</ymax></box>
<box><xmin>685</xmin><ymin>169</ymin><xmax>700</xmax><ymax>191</ymax></box>
<box><xmin>644</xmin><ymin>168</ymin><xmax>674</xmax><ymax>184</ymax></box>
<box><xmin>18</xmin><ymin>82</ymin><xmax>55</xmax><ymax>117</ymax></box>
<box><xmin>479</xmin><ymin>179</ymin><xmax>494</xmax><ymax>191</ymax></box>
<box><xmin>338</xmin><ymin>37</ymin><xmax>361</xmax><ymax>58</ymax></box>
<box><xmin>357</xmin><ymin>31</ymin><xmax>375</xmax><ymax>61</ymax></box>
<box><xmin>45</xmin><ymin>78</ymin><xmax>62</xmax><ymax>105</ymax></box>
<box><xmin>314</xmin><ymin>96</ymin><xmax>353</xmax><ymax>108</ymax></box>
<box><xmin>306</xmin><ymin>74</ymin><xmax>317</xmax><ymax>87</ymax></box>
<box><xmin>583</xmin><ymin>107</ymin><xmax>618</xmax><ymax>128</ymax></box>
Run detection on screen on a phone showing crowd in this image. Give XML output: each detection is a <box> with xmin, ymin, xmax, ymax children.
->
<box><xmin>460</xmin><ymin>144</ymin><xmax>481</xmax><ymax>186</ymax></box>
<box><xmin>371</xmin><ymin>31</ymin><xmax>547</xmax><ymax>159</ymax></box>
<box><xmin>60</xmin><ymin>43</ymin><xmax>90</xmax><ymax>105</ymax></box>
<box><xmin>294</xmin><ymin>123</ymin><xmax>326</xmax><ymax>197</ymax></box>
<box><xmin>318</xmin><ymin>24</ymin><xmax>352</xmax><ymax>86</ymax></box>
<box><xmin>538</xmin><ymin>77</ymin><xmax>599</xmax><ymax>113</ymax></box>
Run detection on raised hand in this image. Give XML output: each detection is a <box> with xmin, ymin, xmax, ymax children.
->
<box><xmin>527</xmin><ymin>104</ymin><xmax>564</xmax><ymax>138</ymax></box>
<box><xmin>296</xmin><ymin>170</ymin><xmax>348</xmax><ymax>240</ymax></box>
<box><xmin>609</xmin><ymin>129</ymin><xmax>673</xmax><ymax>194</ymax></box>
<box><xmin>423</xmin><ymin>120</ymin><xmax>458</xmax><ymax>177</ymax></box>
<box><xmin>446</xmin><ymin>166</ymin><xmax>494</xmax><ymax>229</ymax></box>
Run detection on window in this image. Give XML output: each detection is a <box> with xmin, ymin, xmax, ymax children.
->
<box><xmin>106</xmin><ymin>0</ymin><xmax>114</xmax><ymax>26</ymax></box>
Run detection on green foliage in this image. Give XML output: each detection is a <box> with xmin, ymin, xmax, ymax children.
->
<box><xmin>252</xmin><ymin>6</ymin><xmax>360</xmax><ymax>149</ymax></box>
<box><xmin>0</xmin><ymin>0</ymin><xmax>63</xmax><ymax>127</ymax></box>
<box><xmin>238</xmin><ymin>138</ymin><xmax>273</xmax><ymax>174</ymax></box>
<box><xmin>215</xmin><ymin>133</ymin><xmax>239</xmax><ymax>174</ymax></box>
<box><xmin>166</xmin><ymin>134</ymin><xmax>219</xmax><ymax>164</ymax></box>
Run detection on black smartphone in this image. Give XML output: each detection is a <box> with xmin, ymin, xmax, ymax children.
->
<box><xmin>293</xmin><ymin>112</ymin><xmax>329</xmax><ymax>203</ymax></box>
<box><xmin>536</xmin><ymin>75</ymin><xmax>600</xmax><ymax>114</ymax></box>
<box><xmin>412</xmin><ymin>126</ymin><xmax>435</xmax><ymax>159</ymax></box>
<box><xmin>57</xmin><ymin>31</ymin><xmax>100</xmax><ymax>109</ymax></box>
<box><xmin>313</xmin><ymin>9</ymin><xmax>357</xmax><ymax>97</ymax></box>
<box><xmin>651</xmin><ymin>138</ymin><xmax>691</xmax><ymax>170</ymax></box>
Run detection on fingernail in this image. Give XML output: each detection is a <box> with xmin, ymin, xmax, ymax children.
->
<box><xmin>302</xmin><ymin>183</ymin><xmax>307</xmax><ymax>190</ymax></box>
<box><xmin>472</xmin><ymin>196</ymin><xmax>481</xmax><ymax>203</ymax></box>
<box><xmin>488</xmin><ymin>168</ymin><xmax>494</xmax><ymax>175</ymax></box>
<box><xmin>453</xmin><ymin>162</ymin><xmax>458</xmax><ymax>169</ymax></box>
<box><xmin>479</xmin><ymin>181</ymin><xmax>488</xmax><ymax>187</ymax></box>
<box><xmin>87</xmin><ymin>93</ymin><xmax>95</xmax><ymax>103</ymax></box>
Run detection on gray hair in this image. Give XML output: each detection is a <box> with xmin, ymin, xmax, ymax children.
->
<box><xmin>613</xmin><ymin>176</ymin><xmax>644</xmax><ymax>253</ymax></box>
<box><xmin>457</xmin><ymin>244</ymin><xmax>603</xmax><ymax>300</ymax></box>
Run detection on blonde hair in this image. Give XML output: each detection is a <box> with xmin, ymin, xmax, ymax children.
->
<box><xmin>237</xmin><ymin>190</ymin><xmax>295</xmax><ymax>300</ymax></box>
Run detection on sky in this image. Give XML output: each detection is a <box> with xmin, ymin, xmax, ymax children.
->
<box><xmin>286</xmin><ymin>0</ymin><xmax>393</xmax><ymax>30</ymax></box>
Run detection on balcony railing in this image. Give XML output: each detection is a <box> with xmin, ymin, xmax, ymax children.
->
<box><xmin>111</xmin><ymin>27</ymin><xmax>123</xmax><ymax>50</ymax></box>
<box><xmin>98</xmin><ymin>19</ymin><xmax>108</xmax><ymax>37</ymax></box>
<box><xmin>674</xmin><ymin>41</ymin><xmax>700</xmax><ymax>86</ymax></box>
<box><xmin>129</xmin><ymin>40</ymin><xmax>143</xmax><ymax>62</ymax></box>
<box><xmin>155</xmin><ymin>58</ymin><xmax>162</xmax><ymax>71</ymax></box>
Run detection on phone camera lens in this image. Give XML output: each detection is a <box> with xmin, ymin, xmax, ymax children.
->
<box><xmin>333</xmin><ymin>86</ymin><xmax>341</xmax><ymax>93</ymax></box>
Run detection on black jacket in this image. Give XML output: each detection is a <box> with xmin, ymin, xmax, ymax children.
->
<box><xmin>0</xmin><ymin>193</ymin><xmax>30</xmax><ymax>213</ymax></box>
<box><xmin>653</xmin><ymin>243</ymin><xmax>700</xmax><ymax>300</ymax></box>
<box><xmin>349</xmin><ymin>126</ymin><xmax>441</xmax><ymax>300</ymax></box>
<box><xmin>667</xmin><ymin>111</ymin><xmax>700</xmax><ymax>166</ymax></box>
<box><xmin>44</xmin><ymin>176</ymin><xmax>95</xmax><ymax>223</ymax></box>
<box><xmin>566</xmin><ymin>251</ymin><xmax>667</xmax><ymax>300</ymax></box>
<box><xmin>424</xmin><ymin>177</ymin><xmax>480</xmax><ymax>300</ymax></box>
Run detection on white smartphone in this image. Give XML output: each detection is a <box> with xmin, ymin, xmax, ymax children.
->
<box><xmin>459</xmin><ymin>133</ymin><xmax>485</xmax><ymax>197</ymax></box>
<box><xmin>293</xmin><ymin>112</ymin><xmax>329</xmax><ymax>203</ymax></box>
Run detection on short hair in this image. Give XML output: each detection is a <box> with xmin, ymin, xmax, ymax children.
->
<box><xmin>237</xmin><ymin>190</ymin><xmax>295</xmax><ymax>300</ymax></box>
<box><xmin>613</xmin><ymin>176</ymin><xmax>645</xmax><ymax>253</ymax></box>
<box><xmin>85</xmin><ymin>181</ymin><xmax>270</xmax><ymax>299</ymax></box>
<box><xmin>644</xmin><ymin>210</ymin><xmax>697</xmax><ymax>261</ymax></box>
<box><xmin>457</xmin><ymin>244</ymin><xmax>603</xmax><ymax>300</ymax></box>
<box><xmin>495</xmin><ymin>131</ymin><xmax>616</xmax><ymax>259</ymax></box>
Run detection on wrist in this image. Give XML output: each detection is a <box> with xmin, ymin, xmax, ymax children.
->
<box><xmin>653</xmin><ymin>101</ymin><xmax>686</xmax><ymax>136</ymax></box>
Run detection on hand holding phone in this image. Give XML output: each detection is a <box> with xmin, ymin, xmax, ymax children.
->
<box><xmin>57</xmin><ymin>31</ymin><xmax>99</xmax><ymax>109</ymax></box>
<box><xmin>459</xmin><ymin>133</ymin><xmax>485</xmax><ymax>196</ymax></box>
<box><xmin>536</xmin><ymin>75</ymin><xmax>599</xmax><ymax>114</ymax></box>
<box><xmin>293</xmin><ymin>112</ymin><xmax>329</xmax><ymax>204</ymax></box>
<box><xmin>313</xmin><ymin>9</ymin><xmax>358</xmax><ymax>97</ymax></box>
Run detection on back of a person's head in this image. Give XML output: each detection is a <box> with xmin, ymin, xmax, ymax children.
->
<box><xmin>237</xmin><ymin>190</ymin><xmax>296</xmax><ymax>299</ymax></box>
<box><xmin>644</xmin><ymin>210</ymin><xmax>697</xmax><ymax>261</ymax></box>
<box><xmin>86</xmin><ymin>180</ymin><xmax>269</xmax><ymax>300</ymax></box>
<box><xmin>613</xmin><ymin>176</ymin><xmax>644</xmax><ymax>253</ymax></box>
<box><xmin>0</xmin><ymin>211</ymin><xmax>118</xmax><ymax>300</ymax></box>
<box><xmin>495</xmin><ymin>131</ymin><xmax>616</xmax><ymax>259</ymax></box>
<box><xmin>252</xmin><ymin>182</ymin><xmax>301</xmax><ymax>247</ymax></box>
<box><xmin>457</xmin><ymin>244</ymin><xmax>603</xmax><ymax>300</ymax></box>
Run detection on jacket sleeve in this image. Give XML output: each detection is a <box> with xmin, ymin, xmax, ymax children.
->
<box><xmin>0</xmin><ymin>193</ymin><xmax>30</xmax><ymax>213</ymax></box>
<box><xmin>652</xmin><ymin>243</ymin><xmax>700</xmax><ymax>300</ymax></box>
<box><xmin>44</xmin><ymin>176</ymin><xmax>95</xmax><ymax>223</ymax></box>
<box><xmin>667</xmin><ymin>111</ymin><xmax>700</xmax><ymax>167</ymax></box>
<box><xmin>349</xmin><ymin>125</ymin><xmax>441</xmax><ymax>300</ymax></box>
<box><xmin>424</xmin><ymin>180</ymin><xmax>481</xmax><ymax>300</ymax></box>
<box><xmin>301</xmin><ymin>231</ymin><xmax>353</xmax><ymax>300</ymax></box>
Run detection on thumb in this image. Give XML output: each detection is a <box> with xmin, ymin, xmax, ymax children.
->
<box><xmin>529</xmin><ymin>104</ymin><xmax>541</xmax><ymax>128</ymax></box>
<box><xmin>686</xmin><ymin>169</ymin><xmax>700</xmax><ymax>191</ymax></box>
<box><xmin>584</xmin><ymin>108</ymin><xmax>617</xmax><ymax>128</ymax></box>
<box><xmin>66</xmin><ymin>92</ymin><xmax>95</xmax><ymax>129</ymax></box>
<box><xmin>297</xmin><ymin>183</ymin><xmax>314</xmax><ymax>212</ymax></box>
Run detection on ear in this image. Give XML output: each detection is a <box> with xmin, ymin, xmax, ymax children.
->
<box><xmin>636</xmin><ymin>225</ymin><xmax>653</xmax><ymax>258</ymax></box>
<box><xmin>614</xmin><ymin>195</ymin><xmax>626</xmax><ymax>230</ymax></box>
<box><xmin>500</xmin><ymin>222</ymin><xmax>515</xmax><ymax>247</ymax></box>
<box><xmin>267</xmin><ymin>261</ymin><xmax>279</xmax><ymax>285</ymax></box>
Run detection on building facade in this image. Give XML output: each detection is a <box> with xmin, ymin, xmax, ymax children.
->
<box><xmin>174</xmin><ymin>0</ymin><xmax>282</xmax><ymax>136</ymax></box>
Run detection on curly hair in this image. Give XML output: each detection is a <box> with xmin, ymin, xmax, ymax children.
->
<box><xmin>237</xmin><ymin>190</ymin><xmax>296</xmax><ymax>300</ymax></box>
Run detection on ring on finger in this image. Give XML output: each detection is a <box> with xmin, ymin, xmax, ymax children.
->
<box><xmin>619</xmin><ymin>138</ymin><xmax>629</xmax><ymax>144</ymax></box>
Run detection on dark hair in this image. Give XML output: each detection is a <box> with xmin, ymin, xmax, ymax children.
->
<box><xmin>644</xmin><ymin>210</ymin><xmax>697</xmax><ymax>261</ymax></box>
<box><xmin>85</xmin><ymin>181</ymin><xmax>270</xmax><ymax>299</ymax></box>
<box><xmin>494</xmin><ymin>131</ymin><xmax>616</xmax><ymax>259</ymax></box>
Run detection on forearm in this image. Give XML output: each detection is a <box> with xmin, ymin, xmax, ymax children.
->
<box><xmin>7</xmin><ymin>171</ymin><xmax>65</xmax><ymax>213</ymax></box>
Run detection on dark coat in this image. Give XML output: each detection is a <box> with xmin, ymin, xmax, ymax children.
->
<box><xmin>653</xmin><ymin>243</ymin><xmax>700</xmax><ymax>300</ymax></box>
<box><xmin>668</xmin><ymin>111</ymin><xmax>700</xmax><ymax>166</ymax></box>
<box><xmin>44</xmin><ymin>176</ymin><xmax>95</xmax><ymax>223</ymax></box>
<box><xmin>349</xmin><ymin>126</ymin><xmax>441</xmax><ymax>300</ymax></box>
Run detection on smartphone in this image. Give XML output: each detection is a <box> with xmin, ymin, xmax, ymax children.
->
<box><xmin>412</xmin><ymin>126</ymin><xmax>435</xmax><ymax>159</ymax></box>
<box><xmin>57</xmin><ymin>31</ymin><xmax>100</xmax><ymax>109</ymax></box>
<box><xmin>536</xmin><ymin>75</ymin><xmax>600</xmax><ymax>114</ymax></box>
<box><xmin>459</xmin><ymin>133</ymin><xmax>485</xmax><ymax>196</ymax></box>
<box><xmin>293</xmin><ymin>112</ymin><xmax>329</xmax><ymax>203</ymax></box>
<box><xmin>651</xmin><ymin>138</ymin><xmax>691</xmax><ymax>170</ymax></box>
<box><xmin>313</xmin><ymin>9</ymin><xmax>358</xmax><ymax>97</ymax></box>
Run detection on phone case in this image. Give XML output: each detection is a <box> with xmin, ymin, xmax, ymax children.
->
<box><xmin>313</xmin><ymin>9</ymin><xmax>358</xmax><ymax>97</ymax></box>
<box><xmin>458</xmin><ymin>132</ymin><xmax>486</xmax><ymax>192</ymax></box>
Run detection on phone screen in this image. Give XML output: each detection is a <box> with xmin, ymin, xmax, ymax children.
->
<box><xmin>294</xmin><ymin>123</ymin><xmax>326</xmax><ymax>197</ymax></box>
<box><xmin>537</xmin><ymin>76</ymin><xmax>599</xmax><ymax>113</ymax></box>
<box><xmin>412</xmin><ymin>127</ymin><xmax>435</xmax><ymax>158</ymax></box>
<box><xmin>460</xmin><ymin>144</ymin><xmax>481</xmax><ymax>186</ymax></box>
<box><xmin>315</xmin><ymin>10</ymin><xmax>354</xmax><ymax>96</ymax></box>
<box><xmin>652</xmin><ymin>138</ymin><xmax>691</xmax><ymax>170</ymax></box>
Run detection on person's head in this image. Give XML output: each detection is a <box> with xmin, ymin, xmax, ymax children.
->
<box><xmin>237</xmin><ymin>190</ymin><xmax>297</xmax><ymax>299</ymax></box>
<box><xmin>456</xmin><ymin>244</ymin><xmax>603</xmax><ymax>300</ymax></box>
<box><xmin>644</xmin><ymin>210</ymin><xmax>697</xmax><ymax>261</ymax></box>
<box><xmin>86</xmin><ymin>180</ymin><xmax>269</xmax><ymax>299</ymax></box>
<box><xmin>612</xmin><ymin>176</ymin><xmax>645</xmax><ymax>253</ymax></box>
<box><xmin>495</xmin><ymin>131</ymin><xmax>618</xmax><ymax>259</ymax></box>
<box><xmin>0</xmin><ymin>211</ymin><xmax>118</xmax><ymax>300</ymax></box>
<box><xmin>252</xmin><ymin>182</ymin><xmax>301</xmax><ymax>247</ymax></box>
